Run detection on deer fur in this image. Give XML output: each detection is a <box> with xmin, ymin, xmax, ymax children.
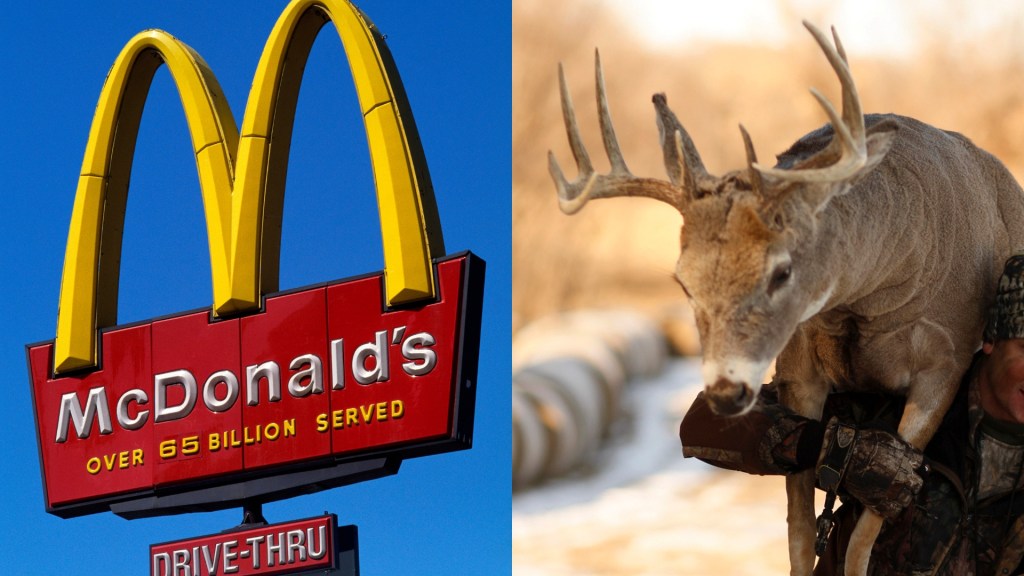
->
<box><xmin>548</xmin><ymin>22</ymin><xmax>1024</xmax><ymax>575</ymax></box>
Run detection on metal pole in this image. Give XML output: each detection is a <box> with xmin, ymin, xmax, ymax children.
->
<box><xmin>240</xmin><ymin>501</ymin><xmax>267</xmax><ymax>526</ymax></box>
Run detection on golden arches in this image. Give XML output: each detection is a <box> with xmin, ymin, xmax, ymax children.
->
<box><xmin>53</xmin><ymin>0</ymin><xmax>443</xmax><ymax>374</ymax></box>
<box><xmin>230</xmin><ymin>0</ymin><xmax>444</xmax><ymax>311</ymax></box>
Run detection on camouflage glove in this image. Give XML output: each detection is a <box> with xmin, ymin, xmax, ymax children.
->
<box><xmin>816</xmin><ymin>417</ymin><xmax>926</xmax><ymax>520</ymax></box>
<box><xmin>756</xmin><ymin>403</ymin><xmax>828</xmax><ymax>475</ymax></box>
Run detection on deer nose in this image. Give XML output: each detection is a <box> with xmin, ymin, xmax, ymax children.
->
<box><xmin>705</xmin><ymin>377</ymin><xmax>755</xmax><ymax>416</ymax></box>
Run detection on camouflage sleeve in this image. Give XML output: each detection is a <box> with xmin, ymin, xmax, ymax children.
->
<box><xmin>680</xmin><ymin>384</ymin><xmax>825</xmax><ymax>475</ymax></box>
<box><xmin>859</xmin><ymin>463</ymin><xmax>965</xmax><ymax>575</ymax></box>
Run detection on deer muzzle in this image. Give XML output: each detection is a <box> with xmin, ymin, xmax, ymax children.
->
<box><xmin>705</xmin><ymin>376</ymin><xmax>756</xmax><ymax>416</ymax></box>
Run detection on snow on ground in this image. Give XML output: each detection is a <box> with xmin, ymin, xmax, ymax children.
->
<box><xmin>512</xmin><ymin>358</ymin><xmax>806</xmax><ymax>575</ymax></box>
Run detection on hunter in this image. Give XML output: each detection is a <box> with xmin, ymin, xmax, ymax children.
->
<box><xmin>681</xmin><ymin>254</ymin><xmax>1024</xmax><ymax>575</ymax></box>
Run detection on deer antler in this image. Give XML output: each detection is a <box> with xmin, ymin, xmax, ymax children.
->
<box><xmin>548</xmin><ymin>50</ymin><xmax>685</xmax><ymax>214</ymax></box>
<box><xmin>739</xmin><ymin>124</ymin><xmax>764</xmax><ymax>196</ymax></box>
<box><xmin>754</xmin><ymin>22</ymin><xmax>868</xmax><ymax>183</ymax></box>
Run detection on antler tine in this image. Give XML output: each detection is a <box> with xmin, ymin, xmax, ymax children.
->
<box><xmin>595</xmin><ymin>49</ymin><xmax>630</xmax><ymax>176</ymax></box>
<box><xmin>828</xmin><ymin>25</ymin><xmax>862</xmax><ymax>142</ymax></box>
<box><xmin>753</xmin><ymin>22</ymin><xmax>867</xmax><ymax>183</ymax></box>
<box><xmin>738</xmin><ymin>124</ymin><xmax>763</xmax><ymax>195</ymax></box>
<box><xmin>809</xmin><ymin>22</ymin><xmax>865</xmax><ymax>146</ymax></box>
<box><xmin>548</xmin><ymin>61</ymin><xmax>595</xmax><ymax>214</ymax></box>
<box><xmin>831</xmin><ymin>25</ymin><xmax>848</xmax><ymax>63</ymax></box>
<box><xmin>756</xmin><ymin>87</ymin><xmax>861</xmax><ymax>184</ymax></box>
<box><xmin>548</xmin><ymin>52</ymin><xmax>685</xmax><ymax>214</ymax></box>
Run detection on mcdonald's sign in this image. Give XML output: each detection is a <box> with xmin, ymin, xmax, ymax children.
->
<box><xmin>26</xmin><ymin>0</ymin><xmax>483</xmax><ymax>519</ymax></box>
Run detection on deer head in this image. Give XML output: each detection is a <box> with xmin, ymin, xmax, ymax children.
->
<box><xmin>549</xmin><ymin>22</ymin><xmax>897</xmax><ymax>415</ymax></box>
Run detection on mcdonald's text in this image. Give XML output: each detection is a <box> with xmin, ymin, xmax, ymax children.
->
<box><xmin>54</xmin><ymin>325</ymin><xmax>435</xmax><ymax>442</ymax></box>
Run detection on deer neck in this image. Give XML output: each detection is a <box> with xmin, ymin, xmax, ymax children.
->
<box><xmin>807</xmin><ymin>184</ymin><xmax>919</xmax><ymax>324</ymax></box>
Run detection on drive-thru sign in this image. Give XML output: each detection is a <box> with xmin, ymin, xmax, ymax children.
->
<box><xmin>26</xmin><ymin>0</ymin><xmax>483</xmax><ymax>521</ymax></box>
<box><xmin>150</xmin><ymin>515</ymin><xmax>356</xmax><ymax>576</ymax></box>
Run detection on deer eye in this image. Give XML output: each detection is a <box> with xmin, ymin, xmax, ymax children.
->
<box><xmin>768</xmin><ymin>263</ymin><xmax>792</xmax><ymax>296</ymax></box>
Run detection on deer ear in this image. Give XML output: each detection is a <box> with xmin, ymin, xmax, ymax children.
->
<box><xmin>788</xmin><ymin>122</ymin><xmax>899</xmax><ymax>214</ymax></box>
<box><xmin>860</xmin><ymin>121</ymin><xmax>898</xmax><ymax>176</ymax></box>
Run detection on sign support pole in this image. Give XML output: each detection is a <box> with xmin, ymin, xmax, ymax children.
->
<box><xmin>240</xmin><ymin>501</ymin><xmax>267</xmax><ymax>527</ymax></box>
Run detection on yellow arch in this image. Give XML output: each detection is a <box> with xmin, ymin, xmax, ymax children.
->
<box><xmin>229</xmin><ymin>0</ymin><xmax>444</xmax><ymax>311</ymax></box>
<box><xmin>55</xmin><ymin>30</ymin><xmax>238</xmax><ymax>373</ymax></box>
<box><xmin>54</xmin><ymin>0</ymin><xmax>443</xmax><ymax>374</ymax></box>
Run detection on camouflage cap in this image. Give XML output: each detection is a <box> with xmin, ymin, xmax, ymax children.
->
<box><xmin>984</xmin><ymin>254</ymin><xmax>1024</xmax><ymax>342</ymax></box>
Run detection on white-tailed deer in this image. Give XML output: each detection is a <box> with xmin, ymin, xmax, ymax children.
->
<box><xmin>549</xmin><ymin>21</ymin><xmax>1024</xmax><ymax>576</ymax></box>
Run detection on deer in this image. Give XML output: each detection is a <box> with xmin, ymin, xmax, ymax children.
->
<box><xmin>548</xmin><ymin>21</ymin><xmax>1024</xmax><ymax>576</ymax></box>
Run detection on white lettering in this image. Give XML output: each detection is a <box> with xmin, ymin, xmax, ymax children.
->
<box><xmin>223</xmin><ymin>540</ymin><xmax>239</xmax><ymax>574</ymax></box>
<box><xmin>201</xmin><ymin>542</ymin><xmax>221</xmax><ymax>574</ymax></box>
<box><xmin>307</xmin><ymin>525</ymin><xmax>328</xmax><ymax>559</ymax></box>
<box><xmin>152</xmin><ymin>522</ymin><xmax>333</xmax><ymax>575</ymax></box>
<box><xmin>246</xmin><ymin>361</ymin><xmax>281</xmax><ymax>406</ymax></box>
<box><xmin>116</xmin><ymin>389</ymin><xmax>149</xmax><ymax>430</ymax></box>
<box><xmin>266</xmin><ymin>532</ymin><xmax>285</xmax><ymax>567</ymax></box>
<box><xmin>287</xmin><ymin>529</ymin><xmax>305</xmax><ymax>563</ymax></box>
<box><xmin>172</xmin><ymin>549</ymin><xmax>191</xmax><ymax>576</ymax></box>
<box><xmin>401</xmin><ymin>332</ymin><xmax>437</xmax><ymax>376</ymax></box>
<box><xmin>288</xmin><ymin>354</ymin><xmax>323</xmax><ymax>397</ymax></box>
<box><xmin>53</xmin><ymin>325</ymin><xmax>442</xmax><ymax>439</ymax></box>
<box><xmin>154</xmin><ymin>369</ymin><xmax>197</xmax><ymax>423</ymax></box>
<box><xmin>330</xmin><ymin>338</ymin><xmax>345</xmax><ymax>390</ymax></box>
<box><xmin>152</xmin><ymin>551</ymin><xmax>171</xmax><ymax>576</ymax></box>
<box><xmin>353</xmin><ymin>330</ymin><xmax>389</xmax><ymax>385</ymax></box>
<box><xmin>203</xmin><ymin>370</ymin><xmax>239</xmax><ymax>412</ymax></box>
<box><xmin>245</xmin><ymin>535</ymin><xmax>264</xmax><ymax>569</ymax></box>
<box><xmin>56</xmin><ymin>387</ymin><xmax>112</xmax><ymax>442</ymax></box>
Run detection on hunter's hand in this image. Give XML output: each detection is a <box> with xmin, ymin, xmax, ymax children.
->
<box><xmin>816</xmin><ymin>417</ymin><xmax>926</xmax><ymax>520</ymax></box>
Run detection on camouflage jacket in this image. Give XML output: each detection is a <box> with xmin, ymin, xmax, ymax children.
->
<box><xmin>680</xmin><ymin>357</ymin><xmax>1024</xmax><ymax>576</ymax></box>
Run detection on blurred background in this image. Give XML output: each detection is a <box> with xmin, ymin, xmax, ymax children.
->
<box><xmin>512</xmin><ymin>0</ymin><xmax>1024</xmax><ymax>573</ymax></box>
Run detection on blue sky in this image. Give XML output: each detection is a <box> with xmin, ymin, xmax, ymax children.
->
<box><xmin>0</xmin><ymin>1</ymin><xmax>509</xmax><ymax>573</ymax></box>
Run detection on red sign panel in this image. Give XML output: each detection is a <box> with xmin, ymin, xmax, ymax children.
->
<box><xmin>27</xmin><ymin>253</ymin><xmax>482</xmax><ymax>517</ymax></box>
<box><xmin>150</xmin><ymin>515</ymin><xmax>339</xmax><ymax>576</ymax></box>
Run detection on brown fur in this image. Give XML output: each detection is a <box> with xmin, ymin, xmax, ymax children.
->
<box><xmin>684</xmin><ymin>114</ymin><xmax>1021</xmax><ymax>576</ymax></box>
